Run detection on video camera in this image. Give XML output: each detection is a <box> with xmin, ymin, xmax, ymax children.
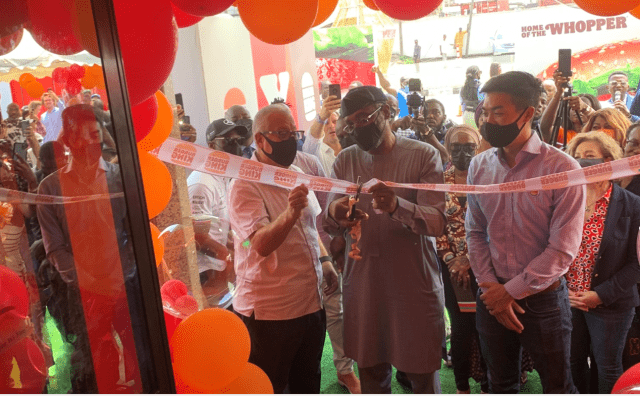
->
<box><xmin>406</xmin><ymin>78</ymin><xmax>423</xmax><ymax>118</ymax></box>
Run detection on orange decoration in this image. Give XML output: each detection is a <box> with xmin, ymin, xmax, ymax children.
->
<box><xmin>237</xmin><ymin>0</ymin><xmax>319</xmax><ymax>45</ymax></box>
<box><xmin>631</xmin><ymin>4</ymin><xmax>640</xmax><ymax>18</ymax></box>
<box><xmin>70</xmin><ymin>0</ymin><xmax>100</xmax><ymax>57</ymax></box>
<box><xmin>171</xmin><ymin>308</ymin><xmax>251</xmax><ymax>392</ymax></box>
<box><xmin>312</xmin><ymin>0</ymin><xmax>339</xmax><ymax>27</ymax></box>
<box><xmin>137</xmin><ymin>91</ymin><xmax>174</xmax><ymax>152</ymax></box>
<box><xmin>25</xmin><ymin>80</ymin><xmax>44</xmax><ymax>98</ymax></box>
<box><xmin>573</xmin><ymin>0</ymin><xmax>640</xmax><ymax>16</ymax></box>
<box><xmin>149</xmin><ymin>222</ymin><xmax>164</xmax><ymax>267</ymax></box>
<box><xmin>363</xmin><ymin>0</ymin><xmax>379</xmax><ymax>11</ymax></box>
<box><xmin>175</xmin><ymin>363</ymin><xmax>274</xmax><ymax>394</ymax></box>
<box><xmin>138</xmin><ymin>150</ymin><xmax>172</xmax><ymax>219</ymax></box>
<box><xmin>19</xmin><ymin>73</ymin><xmax>36</xmax><ymax>87</ymax></box>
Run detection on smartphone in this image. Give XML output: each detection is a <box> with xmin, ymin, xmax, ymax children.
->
<box><xmin>408</xmin><ymin>78</ymin><xmax>421</xmax><ymax>92</ymax></box>
<box><xmin>558</xmin><ymin>49</ymin><xmax>572</xmax><ymax>77</ymax></box>
<box><xmin>13</xmin><ymin>142</ymin><xmax>28</xmax><ymax>161</ymax></box>
<box><xmin>179</xmin><ymin>115</ymin><xmax>191</xmax><ymax>132</ymax></box>
<box><xmin>175</xmin><ymin>93</ymin><xmax>184</xmax><ymax>110</ymax></box>
<box><xmin>20</xmin><ymin>119</ymin><xmax>31</xmax><ymax>137</ymax></box>
<box><xmin>328</xmin><ymin>84</ymin><xmax>341</xmax><ymax>99</ymax></box>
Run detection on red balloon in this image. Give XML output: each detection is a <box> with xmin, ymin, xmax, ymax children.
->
<box><xmin>161</xmin><ymin>279</ymin><xmax>189</xmax><ymax>306</ymax></box>
<box><xmin>27</xmin><ymin>0</ymin><xmax>83</xmax><ymax>55</ymax></box>
<box><xmin>0</xmin><ymin>0</ymin><xmax>28</xmax><ymax>38</ymax></box>
<box><xmin>171</xmin><ymin>0</ymin><xmax>235</xmax><ymax>17</ymax></box>
<box><xmin>68</xmin><ymin>64</ymin><xmax>85</xmax><ymax>79</ymax></box>
<box><xmin>66</xmin><ymin>78</ymin><xmax>82</xmax><ymax>96</ymax></box>
<box><xmin>52</xmin><ymin>67</ymin><xmax>70</xmax><ymax>85</ymax></box>
<box><xmin>0</xmin><ymin>266</ymin><xmax>28</xmax><ymax>318</ymax></box>
<box><xmin>614</xmin><ymin>363</ymin><xmax>640</xmax><ymax>393</ymax></box>
<box><xmin>114</xmin><ymin>0</ymin><xmax>178</xmax><ymax>106</ymax></box>
<box><xmin>132</xmin><ymin>94</ymin><xmax>159</xmax><ymax>142</ymax></box>
<box><xmin>163</xmin><ymin>311</ymin><xmax>183</xmax><ymax>344</ymax></box>
<box><xmin>573</xmin><ymin>0</ymin><xmax>640</xmax><ymax>16</ymax></box>
<box><xmin>0</xmin><ymin>28</ymin><xmax>22</xmax><ymax>56</ymax></box>
<box><xmin>171</xmin><ymin>3</ymin><xmax>204</xmax><ymax>28</ymax></box>
<box><xmin>374</xmin><ymin>0</ymin><xmax>443</xmax><ymax>20</ymax></box>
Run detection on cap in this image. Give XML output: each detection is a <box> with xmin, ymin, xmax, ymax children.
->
<box><xmin>340</xmin><ymin>86</ymin><xmax>387</xmax><ymax>118</ymax></box>
<box><xmin>90</xmin><ymin>94</ymin><xmax>101</xmax><ymax>99</ymax></box>
<box><xmin>206</xmin><ymin>118</ymin><xmax>251</xmax><ymax>142</ymax></box>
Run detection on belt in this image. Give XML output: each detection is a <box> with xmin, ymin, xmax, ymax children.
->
<box><xmin>536</xmin><ymin>279</ymin><xmax>561</xmax><ymax>295</ymax></box>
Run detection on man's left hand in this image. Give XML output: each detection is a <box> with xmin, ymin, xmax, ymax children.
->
<box><xmin>614</xmin><ymin>100</ymin><xmax>631</xmax><ymax>118</ymax></box>
<box><xmin>180</xmin><ymin>125</ymin><xmax>197</xmax><ymax>143</ymax></box>
<box><xmin>569</xmin><ymin>290</ymin><xmax>602</xmax><ymax>311</ymax></box>
<box><xmin>369</xmin><ymin>182</ymin><xmax>398</xmax><ymax>213</ymax></box>
<box><xmin>479</xmin><ymin>282</ymin><xmax>525</xmax><ymax>333</ymax></box>
<box><xmin>322</xmin><ymin>260</ymin><xmax>339</xmax><ymax>295</ymax></box>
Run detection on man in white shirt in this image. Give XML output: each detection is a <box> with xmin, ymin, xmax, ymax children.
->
<box><xmin>41</xmin><ymin>91</ymin><xmax>66</xmax><ymax>143</ymax></box>
<box><xmin>302</xmin><ymin>95</ymin><xmax>341</xmax><ymax>176</ymax></box>
<box><xmin>229</xmin><ymin>105</ymin><xmax>338</xmax><ymax>394</ymax></box>
<box><xmin>188</xmin><ymin>118</ymin><xmax>251</xmax><ymax>307</ymax></box>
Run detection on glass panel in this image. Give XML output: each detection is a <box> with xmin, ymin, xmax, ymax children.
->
<box><xmin>0</xmin><ymin>1</ymin><xmax>156</xmax><ymax>393</ymax></box>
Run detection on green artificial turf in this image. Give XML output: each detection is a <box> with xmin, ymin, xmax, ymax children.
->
<box><xmin>319</xmin><ymin>332</ymin><xmax>544</xmax><ymax>394</ymax></box>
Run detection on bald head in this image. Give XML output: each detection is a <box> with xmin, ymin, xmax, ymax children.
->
<box><xmin>225</xmin><ymin>105</ymin><xmax>251</xmax><ymax>123</ymax></box>
<box><xmin>385</xmin><ymin>94</ymin><xmax>398</xmax><ymax>119</ymax></box>
<box><xmin>542</xmin><ymin>79</ymin><xmax>556</xmax><ymax>98</ymax></box>
<box><xmin>253</xmin><ymin>105</ymin><xmax>295</xmax><ymax>136</ymax></box>
<box><xmin>7</xmin><ymin>103</ymin><xmax>20</xmax><ymax>119</ymax></box>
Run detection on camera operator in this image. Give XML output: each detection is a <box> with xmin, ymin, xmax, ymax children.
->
<box><xmin>540</xmin><ymin>70</ymin><xmax>595</xmax><ymax>145</ymax></box>
<box><xmin>410</xmin><ymin>107</ymin><xmax>449</xmax><ymax>164</ymax></box>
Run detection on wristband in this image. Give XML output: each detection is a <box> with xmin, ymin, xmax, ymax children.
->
<box><xmin>316</xmin><ymin>114</ymin><xmax>328</xmax><ymax>125</ymax></box>
<box><xmin>319</xmin><ymin>255</ymin><xmax>332</xmax><ymax>264</ymax></box>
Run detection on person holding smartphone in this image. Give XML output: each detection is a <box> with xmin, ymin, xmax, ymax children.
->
<box><xmin>1</xmin><ymin>103</ymin><xmax>40</xmax><ymax>170</ymax></box>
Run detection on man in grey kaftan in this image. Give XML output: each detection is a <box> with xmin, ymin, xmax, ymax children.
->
<box><xmin>325</xmin><ymin>86</ymin><xmax>446</xmax><ymax>393</ymax></box>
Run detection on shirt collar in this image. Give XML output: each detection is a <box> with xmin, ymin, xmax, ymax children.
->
<box><xmin>64</xmin><ymin>157</ymin><xmax>108</xmax><ymax>174</ymax></box>
<box><xmin>495</xmin><ymin>131</ymin><xmax>542</xmax><ymax>164</ymax></box>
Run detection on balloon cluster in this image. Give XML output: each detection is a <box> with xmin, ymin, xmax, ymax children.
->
<box><xmin>170</xmin><ymin>308</ymin><xmax>273</xmax><ymax>394</ymax></box>
<box><xmin>573</xmin><ymin>0</ymin><xmax>640</xmax><ymax>17</ymax></box>
<box><xmin>0</xmin><ymin>266</ymin><xmax>48</xmax><ymax>393</ymax></box>
<box><xmin>18</xmin><ymin>73</ymin><xmax>44</xmax><ymax>98</ymax></box>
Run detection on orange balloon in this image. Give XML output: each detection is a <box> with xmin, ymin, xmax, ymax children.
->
<box><xmin>363</xmin><ymin>0</ymin><xmax>379</xmax><ymax>11</ymax></box>
<box><xmin>137</xmin><ymin>90</ymin><xmax>174</xmax><ymax>152</ymax></box>
<box><xmin>573</xmin><ymin>0</ymin><xmax>640</xmax><ymax>16</ymax></box>
<box><xmin>313</xmin><ymin>0</ymin><xmax>339</xmax><ymax>27</ymax></box>
<box><xmin>632</xmin><ymin>4</ymin><xmax>640</xmax><ymax>18</ymax></box>
<box><xmin>171</xmin><ymin>308</ymin><xmax>251</xmax><ymax>392</ymax></box>
<box><xmin>214</xmin><ymin>363</ymin><xmax>274</xmax><ymax>394</ymax></box>
<box><xmin>19</xmin><ymin>73</ymin><xmax>36</xmax><ymax>87</ymax></box>
<box><xmin>237</xmin><ymin>0</ymin><xmax>319</xmax><ymax>45</ymax></box>
<box><xmin>139</xmin><ymin>150</ymin><xmax>172</xmax><ymax>219</ymax></box>
<box><xmin>25</xmin><ymin>81</ymin><xmax>44</xmax><ymax>98</ymax></box>
<box><xmin>150</xmin><ymin>222</ymin><xmax>164</xmax><ymax>267</ymax></box>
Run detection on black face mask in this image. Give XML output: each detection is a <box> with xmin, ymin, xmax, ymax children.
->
<box><xmin>450</xmin><ymin>144</ymin><xmax>476</xmax><ymax>171</ymax></box>
<box><xmin>222</xmin><ymin>140</ymin><xmax>243</xmax><ymax>157</ymax></box>
<box><xmin>353</xmin><ymin>113</ymin><xmax>385</xmax><ymax>152</ymax></box>
<box><xmin>262</xmin><ymin>134</ymin><xmax>297</xmax><ymax>167</ymax></box>
<box><xmin>577</xmin><ymin>158</ymin><xmax>604</xmax><ymax>168</ymax></box>
<box><xmin>481</xmin><ymin>109</ymin><xmax>528</xmax><ymax>148</ymax></box>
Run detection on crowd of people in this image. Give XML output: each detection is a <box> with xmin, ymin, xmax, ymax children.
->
<box><xmin>184</xmin><ymin>66</ymin><xmax>640</xmax><ymax>394</ymax></box>
<box><xmin>1</xmin><ymin>57</ymin><xmax>640</xmax><ymax>394</ymax></box>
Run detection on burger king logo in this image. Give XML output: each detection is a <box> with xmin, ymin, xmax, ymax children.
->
<box><xmin>583</xmin><ymin>162</ymin><xmax>613</xmax><ymax>183</ymax></box>
<box><xmin>273</xmin><ymin>169</ymin><xmax>298</xmax><ymax>188</ymax></box>
<box><xmin>499</xmin><ymin>180</ymin><xmax>526</xmax><ymax>192</ymax></box>
<box><xmin>346</xmin><ymin>186</ymin><xmax>358</xmax><ymax>195</ymax></box>
<box><xmin>309</xmin><ymin>178</ymin><xmax>334</xmax><ymax>192</ymax></box>
<box><xmin>35</xmin><ymin>195</ymin><xmax>56</xmax><ymax>204</ymax></box>
<box><xmin>171</xmin><ymin>143</ymin><xmax>197</xmax><ymax>167</ymax></box>
<box><xmin>449</xmin><ymin>184</ymin><xmax>476</xmax><ymax>193</ymax></box>
<box><xmin>627</xmin><ymin>155</ymin><xmax>640</xmax><ymax>170</ymax></box>
<box><xmin>204</xmin><ymin>151</ymin><xmax>230</xmax><ymax>175</ymax></box>
<box><xmin>540</xmin><ymin>172</ymin><xmax>569</xmax><ymax>191</ymax></box>
<box><xmin>238</xmin><ymin>160</ymin><xmax>263</xmax><ymax>181</ymax></box>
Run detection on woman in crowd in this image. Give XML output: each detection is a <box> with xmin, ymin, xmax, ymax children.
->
<box><xmin>581</xmin><ymin>108</ymin><xmax>631</xmax><ymax>148</ymax></box>
<box><xmin>437</xmin><ymin>124</ymin><xmax>488</xmax><ymax>394</ymax></box>
<box><xmin>565</xmin><ymin>132</ymin><xmax>640</xmax><ymax>393</ymax></box>
<box><xmin>460</xmin><ymin>66</ymin><xmax>483</xmax><ymax>128</ymax></box>
<box><xmin>473</xmin><ymin>101</ymin><xmax>493</xmax><ymax>153</ymax></box>
<box><xmin>621</xmin><ymin>122</ymin><xmax>640</xmax><ymax>196</ymax></box>
<box><xmin>578</xmin><ymin>93</ymin><xmax>602</xmax><ymax>111</ymax></box>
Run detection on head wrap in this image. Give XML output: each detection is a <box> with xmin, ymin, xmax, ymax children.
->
<box><xmin>444</xmin><ymin>124</ymin><xmax>482</xmax><ymax>153</ymax></box>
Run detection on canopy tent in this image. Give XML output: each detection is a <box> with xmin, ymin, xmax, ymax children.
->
<box><xmin>0</xmin><ymin>30</ymin><xmax>99</xmax><ymax>118</ymax></box>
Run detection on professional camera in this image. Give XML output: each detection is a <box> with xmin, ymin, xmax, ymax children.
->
<box><xmin>406</xmin><ymin>78</ymin><xmax>423</xmax><ymax>118</ymax></box>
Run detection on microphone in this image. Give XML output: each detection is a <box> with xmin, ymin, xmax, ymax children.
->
<box><xmin>614</xmin><ymin>91</ymin><xmax>622</xmax><ymax>102</ymax></box>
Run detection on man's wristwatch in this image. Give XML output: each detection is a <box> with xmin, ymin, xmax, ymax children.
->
<box><xmin>443</xmin><ymin>253</ymin><xmax>455</xmax><ymax>264</ymax></box>
<box><xmin>316</xmin><ymin>114</ymin><xmax>328</xmax><ymax>125</ymax></box>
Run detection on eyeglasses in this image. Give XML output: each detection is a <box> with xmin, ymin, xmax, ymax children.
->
<box><xmin>609</xmin><ymin>81</ymin><xmax>629</xmax><ymax>87</ymax></box>
<box><xmin>214</xmin><ymin>136</ymin><xmax>245</xmax><ymax>145</ymax></box>
<box><xmin>261</xmin><ymin>130</ymin><xmax>302</xmax><ymax>140</ymax></box>
<box><xmin>625</xmin><ymin>138</ymin><xmax>640</xmax><ymax>148</ymax></box>
<box><xmin>343</xmin><ymin>107</ymin><xmax>382</xmax><ymax>134</ymax></box>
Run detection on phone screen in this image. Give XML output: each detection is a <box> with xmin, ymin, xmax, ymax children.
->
<box><xmin>175</xmin><ymin>93</ymin><xmax>184</xmax><ymax>109</ymax></box>
<box><xmin>13</xmin><ymin>142</ymin><xmax>28</xmax><ymax>161</ymax></box>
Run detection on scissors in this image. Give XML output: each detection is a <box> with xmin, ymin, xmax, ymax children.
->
<box><xmin>348</xmin><ymin>176</ymin><xmax>363</xmax><ymax>221</ymax></box>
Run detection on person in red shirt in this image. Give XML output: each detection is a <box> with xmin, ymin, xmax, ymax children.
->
<box><xmin>565</xmin><ymin>131</ymin><xmax>640</xmax><ymax>393</ymax></box>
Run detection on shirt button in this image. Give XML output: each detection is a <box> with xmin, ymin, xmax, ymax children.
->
<box><xmin>594</xmin><ymin>274</ymin><xmax>599</xmax><ymax>277</ymax></box>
